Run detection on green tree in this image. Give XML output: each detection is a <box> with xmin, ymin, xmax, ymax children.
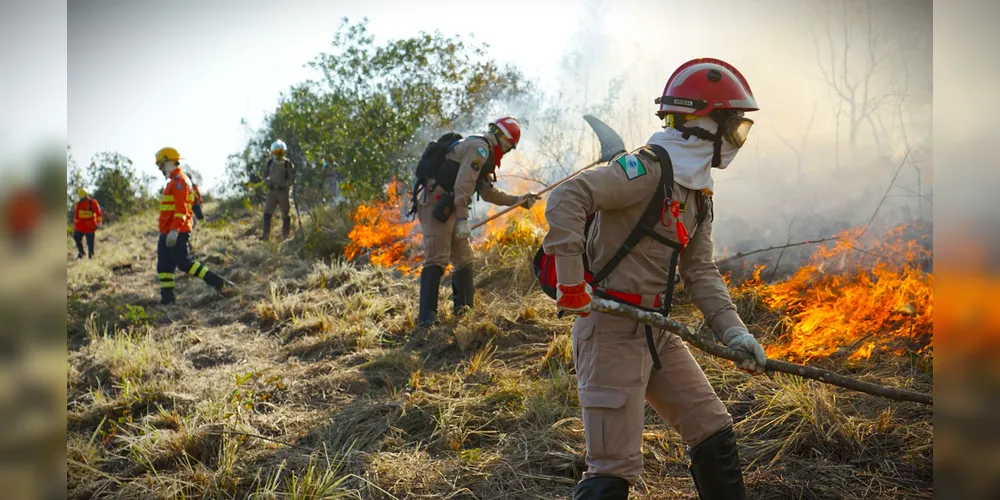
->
<box><xmin>228</xmin><ymin>18</ymin><xmax>534</xmax><ymax>206</ymax></box>
<box><xmin>67</xmin><ymin>145</ymin><xmax>87</xmax><ymax>212</ymax></box>
<box><xmin>89</xmin><ymin>151</ymin><xmax>142</xmax><ymax>218</ymax></box>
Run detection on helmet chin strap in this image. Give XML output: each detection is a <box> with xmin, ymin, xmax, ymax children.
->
<box><xmin>672</xmin><ymin>112</ymin><xmax>744</xmax><ymax>168</ymax></box>
<box><xmin>675</xmin><ymin>123</ymin><xmax>724</xmax><ymax>168</ymax></box>
<box><xmin>489</xmin><ymin>126</ymin><xmax>507</xmax><ymax>167</ymax></box>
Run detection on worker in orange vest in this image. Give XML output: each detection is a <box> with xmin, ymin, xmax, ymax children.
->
<box><xmin>154</xmin><ymin>147</ymin><xmax>235</xmax><ymax>304</ymax></box>
<box><xmin>191</xmin><ymin>183</ymin><xmax>205</xmax><ymax>228</ymax></box>
<box><xmin>72</xmin><ymin>188</ymin><xmax>103</xmax><ymax>259</ymax></box>
<box><xmin>3</xmin><ymin>186</ymin><xmax>43</xmax><ymax>253</ymax></box>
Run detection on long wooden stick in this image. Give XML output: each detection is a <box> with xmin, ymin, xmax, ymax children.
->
<box><xmin>470</xmin><ymin>159</ymin><xmax>602</xmax><ymax>230</ymax></box>
<box><xmin>590</xmin><ymin>298</ymin><xmax>933</xmax><ymax>406</ymax></box>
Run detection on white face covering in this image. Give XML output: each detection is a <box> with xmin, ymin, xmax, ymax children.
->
<box><xmin>680</xmin><ymin>116</ymin><xmax>741</xmax><ymax>169</ymax></box>
<box><xmin>646</xmin><ymin>116</ymin><xmax>742</xmax><ymax>192</ymax></box>
<box><xmin>159</xmin><ymin>160</ymin><xmax>175</xmax><ymax>178</ymax></box>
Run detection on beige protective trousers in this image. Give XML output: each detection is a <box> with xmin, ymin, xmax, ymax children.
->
<box><xmin>416</xmin><ymin>186</ymin><xmax>473</xmax><ymax>270</ymax></box>
<box><xmin>573</xmin><ymin>310</ymin><xmax>734</xmax><ymax>484</ymax></box>
<box><xmin>264</xmin><ymin>188</ymin><xmax>291</xmax><ymax>217</ymax></box>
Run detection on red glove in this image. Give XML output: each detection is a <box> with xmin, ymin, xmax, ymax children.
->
<box><xmin>556</xmin><ymin>282</ymin><xmax>593</xmax><ymax>317</ymax></box>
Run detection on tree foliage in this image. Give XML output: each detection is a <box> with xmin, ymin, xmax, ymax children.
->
<box><xmin>227</xmin><ymin>18</ymin><xmax>534</xmax><ymax>206</ymax></box>
<box><xmin>67</xmin><ymin>146</ymin><xmax>86</xmax><ymax>211</ymax></box>
<box><xmin>88</xmin><ymin>151</ymin><xmax>143</xmax><ymax>217</ymax></box>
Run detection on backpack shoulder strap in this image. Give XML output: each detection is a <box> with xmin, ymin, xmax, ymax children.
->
<box><xmin>588</xmin><ymin>147</ymin><xmax>680</xmax><ymax>286</ymax></box>
<box><xmin>646</xmin><ymin>143</ymin><xmax>710</xmax><ymax>231</ymax></box>
<box><xmin>644</xmin><ymin>144</ymin><xmax>673</xmax><ymax>195</ymax></box>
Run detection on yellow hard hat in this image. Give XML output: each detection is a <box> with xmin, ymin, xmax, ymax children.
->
<box><xmin>155</xmin><ymin>147</ymin><xmax>182</xmax><ymax>165</ymax></box>
<box><xmin>77</xmin><ymin>187</ymin><xmax>88</xmax><ymax>198</ymax></box>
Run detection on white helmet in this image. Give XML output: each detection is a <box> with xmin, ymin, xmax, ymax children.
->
<box><xmin>271</xmin><ymin>140</ymin><xmax>287</xmax><ymax>154</ymax></box>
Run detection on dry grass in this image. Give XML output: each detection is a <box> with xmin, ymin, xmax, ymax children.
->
<box><xmin>66</xmin><ymin>202</ymin><xmax>933</xmax><ymax>499</ymax></box>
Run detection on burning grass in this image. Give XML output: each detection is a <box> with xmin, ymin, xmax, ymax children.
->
<box><xmin>739</xmin><ymin>223</ymin><xmax>932</xmax><ymax>364</ymax></box>
<box><xmin>342</xmin><ymin>181</ymin><xmax>547</xmax><ymax>283</ymax></box>
<box><xmin>66</xmin><ymin>199</ymin><xmax>932</xmax><ymax>499</ymax></box>
<box><xmin>343</xmin><ymin>182</ymin><xmax>422</xmax><ymax>276</ymax></box>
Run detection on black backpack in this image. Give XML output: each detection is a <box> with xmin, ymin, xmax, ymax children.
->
<box><xmin>409</xmin><ymin>132</ymin><xmax>463</xmax><ymax>216</ymax></box>
<box><xmin>408</xmin><ymin>133</ymin><xmax>499</xmax><ymax>216</ymax></box>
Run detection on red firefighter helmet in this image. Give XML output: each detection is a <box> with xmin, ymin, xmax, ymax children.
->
<box><xmin>491</xmin><ymin>116</ymin><xmax>521</xmax><ymax>149</ymax></box>
<box><xmin>655</xmin><ymin>58</ymin><xmax>759</xmax><ymax>119</ymax></box>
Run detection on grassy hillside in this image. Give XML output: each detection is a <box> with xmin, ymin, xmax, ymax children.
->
<box><xmin>66</xmin><ymin>203</ymin><xmax>932</xmax><ymax>499</ymax></box>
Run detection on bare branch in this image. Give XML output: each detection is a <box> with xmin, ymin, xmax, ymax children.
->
<box><xmin>841</xmin><ymin>0</ymin><xmax>853</xmax><ymax>97</ymax></box>
<box><xmin>504</xmin><ymin>173</ymin><xmax>549</xmax><ymax>188</ymax></box>
<box><xmin>775</xmin><ymin>132</ymin><xmax>802</xmax><ymax>175</ymax></box>
<box><xmin>858</xmin><ymin>147</ymin><xmax>912</xmax><ymax>241</ymax></box>
<box><xmin>891</xmin><ymin>183</ymin><xmax>933</xmax><ymax>203</ymax></box>
<box><xmin>866</xmin><ymin>114</ymin><xmax>885</xmax><ymax>153</ymax></box>
<box><xmin>768</xmin><ymin>215</ymin><xmax>800</xmax><ymax>281</ymax></box>
<box><xmin>714</xmin><ymin>237</ymin><xmax>839</xmax><ymax>267</ymax></box>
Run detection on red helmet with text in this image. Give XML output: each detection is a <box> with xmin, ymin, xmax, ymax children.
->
<box><xmin>490</xmin><ymin>116</ymin><xmax>521</xmax><ymax>149</ymax></box>
<box><xmin>655</xmin><ymin>58</ymin><xmax>759</xmax><ymax>119</ymax></box>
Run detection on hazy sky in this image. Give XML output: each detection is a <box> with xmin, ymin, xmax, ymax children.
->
<box><xmin>69</xmin><ymin>0</ymin><xmax>931</xmax><ymax>193</ymax></box>
<box><xmin>69</xmin><ymin>0</ymin><xmax>588</xmax><ymax>191</ymax></box>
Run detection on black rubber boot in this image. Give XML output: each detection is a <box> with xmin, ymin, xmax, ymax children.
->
<box><xmin>282</xmin><ymin>216</ymin><xmax>291</xmax><ymax>239</ymax></box>
<box><xmin>203</xmin><ymin>270</ymin><xmax>224</xmax><ymax>290</ymax></box>
<box><xmin>452</xmin><ymin>264</ymin><xmax>475</xmax><ymax>316</ymax></box>
<box><xmin>200</xmin><ymin>270</ymin><xmax>235</xmax><ymax>297</ymax></box>
<box><xmin>160</xmin><ymin>288</ymin><xmax>176</xmax><ymax>305</ymax></box>
<box><xmin>418</xmin><ymin>265</ymin><xmax>444</xmax><ymax>327</ymax></box>
<box><xmin>573</xmin><ymin>476</ymin><xmax>631</xmax><ymax>500</ymax></box>
<box><xmin>689</xmin><ymin>426</ymin><xmax>746</xmax><ymax>500</ymax></box>
<box><xmin>262</xmin><ymin>212</ymin><xmax>273</xmax><ymax>240</ymax></box>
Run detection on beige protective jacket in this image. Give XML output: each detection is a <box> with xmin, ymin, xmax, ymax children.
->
<box><xmin>449</xmin><ymin>135</ymin><xmax>518</xmax><ymax>220</ymax></box>
<box><xmin>542</xmin><ymin>148</ymin><xmax>746</xmax><ymax>337</ymax></box>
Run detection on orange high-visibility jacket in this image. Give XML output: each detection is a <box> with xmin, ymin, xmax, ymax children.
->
<box><xmin>192</xmin><ymin>184</ymin><xmax>203</xmax><ymax>205</ymax></box>
<box><xmin>158</xmin><ymin>167</ymin><xmax>195</xmax><ymax>234</ymax></box>
<box><xmin>73</xmin><ymin>196</ymin><xmax>103</xmax><ymax>233</ymax></box>
<box><xmin>5</xmin><ymin>189</ymin><xmax>42</xmax><ymax>236</ymax></box>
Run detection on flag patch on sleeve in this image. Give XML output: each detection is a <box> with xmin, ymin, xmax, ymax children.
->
<box><xmin>617</xmin><ymin>154</ymin><xmax>646</xmax><ymax>180</ymax></box>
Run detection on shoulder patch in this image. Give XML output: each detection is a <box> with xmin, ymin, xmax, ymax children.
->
<box><xmin>476</xmin><ymin>146</ymin><xmax>488</xmax><ymax>159</ymax></box>
<box><xmin>616</xmin><ymin>154</ymin><xmax>647</xmax><ymax>180</ymax></box>
<box><xmin>471</xmin><ymin>159</ymin><xmax>482</xmax><ymax>171</ymax></box>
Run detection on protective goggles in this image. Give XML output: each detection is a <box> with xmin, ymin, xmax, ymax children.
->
<box><xmin>721</xmin><ymin>115</ymin><xmax>754</xmax><ymax>148</ymax></box>
<box><xmin>661</xmin><ymin>111</ymin><xmax>754</xmax><ymax>148</ymax></box>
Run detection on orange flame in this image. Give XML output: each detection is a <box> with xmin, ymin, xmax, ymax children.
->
<box><xmin>474</xmin><ymin>199</ymin><xmax>548</xmax><ymax>252</ymax></box>
<box><xmin>741</xmin><ymin>223</ymin><xmax>932</xmax><ymax>363</ymax></box>
<box><xmin>343</xmin><ymin>182</ymin><xmax>422</xmax><ymax>275</ymax></box>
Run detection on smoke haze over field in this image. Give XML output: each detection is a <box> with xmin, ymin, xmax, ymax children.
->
<box><xmin>489</xmin><ymin>0</ymin><xmax>932</xmax><ymax>270</ymax></box>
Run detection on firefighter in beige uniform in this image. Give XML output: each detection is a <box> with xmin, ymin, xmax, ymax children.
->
<box><xmin>542</xmin><ymin>59</ymin><xmax>768</xmax><ymax>500</ymax></box>
<box><xmin>262</xmin><ymin>139</ymin><xmax>296</xmax><ymax>240</ymax></box>
<box><xmin>416</xmin><ymin>117</ymin><xmax>539</xmax><ymax>327</ymax></box>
